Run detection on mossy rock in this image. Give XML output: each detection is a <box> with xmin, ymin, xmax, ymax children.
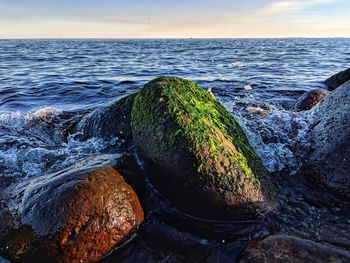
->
<box><xmin>131</xmin><ymin>76</ymin><xmax>276</xmax><ymax>220</ymax></box>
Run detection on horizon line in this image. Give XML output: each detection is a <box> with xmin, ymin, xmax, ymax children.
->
<box><xmin>1</xmin><ymin>36</ymin><xmax>350</xmax><ymax>40</ymax></box>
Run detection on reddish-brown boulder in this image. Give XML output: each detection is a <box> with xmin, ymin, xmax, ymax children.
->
<box><xmin>0</xmin><ymin>166</ymin><xmax>144</xmax><ymax>263</ymax></box>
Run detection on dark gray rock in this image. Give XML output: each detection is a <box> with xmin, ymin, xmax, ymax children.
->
<box><xmin>292</xmin><ymin>89</ymin><xmax>329</xmax><ymax>111</ymax></box>
<box><xmin>240</xmin><ymin>235</ymin><xmax>350</xmax><ymax>263</ymax></box>
<box><xmin>77</xmin><ymin>94</ymin><xmax>136</xmax><ymax>147</ymax></box>
<box><xmin>324</xmin><ymin>67</ymin><xmax>350</xmax><ymax>91</ymax></box>
<box><xmin>302</xmin><ymin>81</ymin><xmax>350</xmax><ymax>200</ymax></box>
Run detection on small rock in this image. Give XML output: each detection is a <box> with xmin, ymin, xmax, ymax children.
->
<box><xmin>292</xmin><ymin>89</ymin><xmax>329</xmax><ymax>111</ymax></box>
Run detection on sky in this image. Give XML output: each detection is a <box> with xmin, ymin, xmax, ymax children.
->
<box><xmin>0</xmin><ymin>0</ymin><xmax>349</xmax><ymax>38</ymax></box>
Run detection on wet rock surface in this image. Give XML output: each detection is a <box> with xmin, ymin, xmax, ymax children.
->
<box><xmin>239</xmin><ymin>235</ymin><xmax>350</xmax><ymax>263</ymax></box>
<box><xmin>100</xmin><ymin>165</ymin><xmax>350</xmax><ymax>263</ymax></box>
<box><xmin>292</xmin><ymin>88</ymin><xmax>329</xmax><ymax>111</ymax></box>
<box><xmin>302</xmin><ymin>81</ymin><xmax>350</xmax><ymax>200</ymax></box>
<box><xmin>0</xmin><ymin>163</ymin><xmax>144</xmax><ymax>263</ymax></box>
<box><xmin>324</xmin><ymin>67</ymin><xmax>350</xmax><ymax>91</ymax></box>
<box><xmin>77</xmin><ymin>94</ymin><xmax>136</xmax><ymax>148</ymax></box>
<box><xmin>131</xmin><ymin>77</ymin><xmax>276</xmax><ymax>220</ymax></box>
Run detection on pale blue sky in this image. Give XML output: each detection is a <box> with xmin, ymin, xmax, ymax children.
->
<box><xmin>0</xmin><ymin>0</ymin><xmax>349</xmax><ymax>38</ymax></box>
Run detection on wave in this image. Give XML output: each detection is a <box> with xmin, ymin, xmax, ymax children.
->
<box><xmin>237</xmin><ymin>110</ymin><xmax>311</xmax><ymax>173</ymax></box>
<box><xmin>0</xmin><ymin>108</ymin><xmax>118</xmax><ymax>179</ymax></box>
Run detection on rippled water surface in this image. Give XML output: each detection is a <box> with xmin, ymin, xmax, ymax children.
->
<box><xmin>1</xmin><ymin>39</ymin><xmax>350</xmax><ymax>262</ymax></box>
<box><xmin>1</xmin><ymin>39</ymin><xmax>349</xmax><ymax>112</ymax></box>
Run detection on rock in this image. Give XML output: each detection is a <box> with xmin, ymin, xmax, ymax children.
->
<box><xmin>239</xmin><ymin>235</ymin><xmax>350</xmax><ymax>263</ymax></box>
<box><xmin>61</xmin><ymin>109</ymin><xmax>93</xmax><ymax>142</ymax></box>
<box><xmin>292</xmin><ymin>89</ymin><xmax>329</xmax><ymax>111</ymax></box>
<box><xmin>0</xmin><ymin>165</ymin><xmax>144</xmax><ymax>263</ymax></box>
<box><xmin>114</xmin><ymin>154</ymin><xmax>146</xmax><ymax>202</ymax></box>
<box><xmin>324</xmin><ymin>67</ymin><xmax>350</xmax><ymax>91</ymax></box>
<box><xmin>302</xmin><ymin>81</ymin><xmax>350</xmax><ymax>200</ymax></box>
<box><xmin>77</xmin><ymin>94</ymin><xmax>136</xmax><ymax>147</ymax></box>
<box><xmin>131</xmin><ymin>76</ymin><xmax>276</xmax><ymax>220</ymax></box>
<box><xmin>0</xmin><ymin>177</ymin><xmax>15</xmax><ymax>189</ymax></box>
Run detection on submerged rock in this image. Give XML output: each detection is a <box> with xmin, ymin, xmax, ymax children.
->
<box><xmin>324</xmin><ymin>67</ymin><xmax>350</xmax><ymax>91</ymax></box>
<box><xmin>77</xmin><ymin>94</ymin><xmax>136</xmax><ymax>147</ymax></box>
<box><xmin>292</xmin><ymin>89</ymin><xmax>329</xmax><ymax>111</ymax></box>
<box><xmin>0</xmin><ymin>165</ymin><xmax>144</xmax><ymax>263</ymax></box>
<box><xmin>302</xmin><ymin>81</ymin><xmax>350</xmax><ymax>200</ymax></box>
<box><xmin>240</xmin><ymin>235</ymin><xmax>350</xmax><ymax>263</ymax></box>
<box><xmin>131</xmin><ymin>76</ymin><xmax>276</xmax><ymax>220</ymax></box>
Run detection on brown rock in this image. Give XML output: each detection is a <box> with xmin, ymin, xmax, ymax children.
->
<box><xmin>292</xmin><ymin>89</ymin><xmax>329</xmax><ymax>111</ymax></box>
<box><xmin>240</xmin><ymin>235</ymin><xmax>350</xmax><ymax>263</ymax></box>
<box><xmin>0</xmin><ymin>166</ymin><xmax>144</xmax><ymax>263</ymax></box>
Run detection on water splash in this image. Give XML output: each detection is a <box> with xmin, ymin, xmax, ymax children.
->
<box><xmin>0</xmin><ymin>108</ymin><xmax>117</xmax><ymax>179</ymax></box>
<box><xmin>238</xmin><ymin>110</ymin><xmax>311</xmax><ymax>173</ymax></box>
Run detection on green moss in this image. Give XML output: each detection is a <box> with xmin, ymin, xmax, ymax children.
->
<box><xmin>131</xmin><ymin>76</ymin><xmax>269</xmax><ymax>191</ymax></box>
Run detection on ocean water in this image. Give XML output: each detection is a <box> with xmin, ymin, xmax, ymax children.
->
<box><xmin>1</xmin><ymin>39</ymin><xmax>350</xmax><ymax>262</ymax></box>
<box><xmin>1</xmin><ymin>38</ymin><xmax>349</xmax><ymax>112</ymax></box>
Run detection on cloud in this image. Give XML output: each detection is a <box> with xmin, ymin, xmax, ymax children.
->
<box><xmin>260</xmin><ymin>0</ymin><xmax>332</xmax><ymax>14</ymax></box>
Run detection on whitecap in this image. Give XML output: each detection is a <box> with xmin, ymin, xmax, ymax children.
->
<box><xmin>244</xmin><ymin>85</ymin><xmax>253</xmax><ymax>91</ymax></box>
<box><xmin>0</xmin><ymin>107</ymin><xmax>121</xmax><ymax>180</ymax></box>
<box><xmin>228</xmin><ymin>61</ymin><xmax>243</xmax><ymax>68</ymax></box>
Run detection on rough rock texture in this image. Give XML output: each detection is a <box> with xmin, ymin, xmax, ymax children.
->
<box><xmin>239</xmin><ymin>235</ymin><xmax>350</xmax><ymax>263</ymax></box>
<box><xmin>0</xmin><ymin>165</ymin><xmax>144</xmax><ymax>263</ymax></box>
<box><xmin>77</xmin><ymin>94</ymin><xmax>136</xmax><ymax>147</ymax></box>
<box><xmin>292</xmin><ymin>89</ymin><xmax>329</xmax><ymax>111</ymax></box>
<box><xmin>302</xmin><ymin>81</ymin><xmax>350</xmax><ymax>200</ymax></box>
<box><xmin>131</xmin><ymin>76</ymin><xmax>276</xmax><ymax>220</ymax></box>
<box><xmin>324</xmin><ymin>67</ymin><xmax>350</xmax><ymax>91</ymax></box>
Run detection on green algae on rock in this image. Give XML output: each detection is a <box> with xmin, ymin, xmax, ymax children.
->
<box><xmin>131</xmin><ymin>76</ymin><xmax>276</xmax><ymax>220</ymax></box>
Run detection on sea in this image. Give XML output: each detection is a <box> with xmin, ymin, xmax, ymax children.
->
<box><xmin>0</xmin><ymin>38</ymin><xmax>350</xmax><ymax>262</ymax></box>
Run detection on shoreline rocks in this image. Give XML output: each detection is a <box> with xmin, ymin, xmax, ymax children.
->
<box><xmin>0</xmin><ymin>165</ymin><xmax>144</xmax><ymax>263</ymax></box>
<box><xmin>131</xmin><ymin>76</ymin><xmax>276</xmax><ymax>220</ymax></box>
